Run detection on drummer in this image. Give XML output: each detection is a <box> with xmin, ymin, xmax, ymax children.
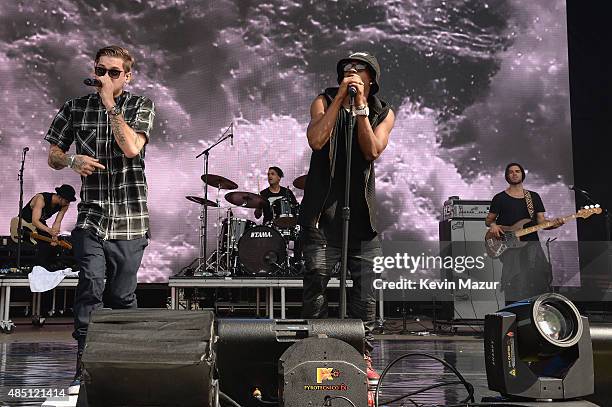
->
<box><xmin>254</xmin><ymin>166</ymin><xmax>299</xmax><ymax>224</ymax></box>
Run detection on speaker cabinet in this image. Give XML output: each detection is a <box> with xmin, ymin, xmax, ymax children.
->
<box><xmin>216</xmin><ymin>318</ymin><xmax>365</xmax><ymax>406</ymax></box>
<box><xmin>81</xmin><ymin>309</ymin><xmax>216</xmax><ymax>407</ymax></box>
<box><xmin>439</xmin><ymin>219</ymin><xmax>505</xmax><ymax>319</ymax></box>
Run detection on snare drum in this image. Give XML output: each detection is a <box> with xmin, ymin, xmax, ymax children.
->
<box><xmin>238</xmin><ymin>225</ymin><xmax>287</xmax><ymax>275</ymax></box>
<box><xmin>272</xmin><ymin>198</ymin><xmax>298</xmax><ymax>228</ymax></box>
<box><xmin>220</xmin><ymin>217</ymin><xmax>255</xmax><ymax>250</ymax></box>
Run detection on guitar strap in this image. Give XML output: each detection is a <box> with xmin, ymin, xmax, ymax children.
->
<box><xmin>524</xmin><ymin>190</ymin><xmax>535</xmax><ymax>220</ymax></box>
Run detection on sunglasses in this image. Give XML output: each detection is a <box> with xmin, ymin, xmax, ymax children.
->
<box><xmin>343</xmin><ymin>62</ymin><xmax>368</xmax><ymax>72</ymax></box>
<box><xmin>94</xmin><ymin>66</ymin><xmax>124</xmax><ymax>79</ymax></box>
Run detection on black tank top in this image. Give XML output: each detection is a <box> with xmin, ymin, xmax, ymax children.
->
<box><xmin>20</xmin><ymin>192</ymin><xmax>60</xmax><ymax>225</ymax></box>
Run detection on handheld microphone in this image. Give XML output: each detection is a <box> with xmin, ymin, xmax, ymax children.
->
<box><xmin>348</xmin><ymin>85</ymin><xmax>357</xmax><ymax>97</ymax></box>
<box><xmin>83</xmin><ymin>78</ymin><xmax>102</xmax><ymax>87</ymax></box>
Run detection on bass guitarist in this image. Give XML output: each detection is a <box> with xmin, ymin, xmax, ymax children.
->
<box><xmin>13</xmin><ymin>184</ymin><xmax>76</xmax><ymax>267</ymax></box>
<box><xmin>485</xmin><ymin>163</ymin><xmax>564</xmax><ymax>303</ymax></box>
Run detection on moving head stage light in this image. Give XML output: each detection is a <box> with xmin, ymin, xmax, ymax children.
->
<box><xmin>484</xmin><ymin>293</ymin><xmax>594</xmax><ymax>403</ymax></box>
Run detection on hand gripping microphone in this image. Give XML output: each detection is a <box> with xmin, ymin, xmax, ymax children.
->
<box><xmin>83</xmin><ymin>78</ymin><xmax>102</xmax><ymax>87</ymax></box>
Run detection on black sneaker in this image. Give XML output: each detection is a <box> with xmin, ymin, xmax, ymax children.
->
<box><xmin>69</xmin><ymin>346</ymin><xmax>84</xmax><ymax>395</ymax></box>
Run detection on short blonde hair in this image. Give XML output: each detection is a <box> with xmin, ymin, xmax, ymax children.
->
<box><xmin>95</xmin><ymin>45</ymin><xmax>135</xmax><ymax>72</ymax></box>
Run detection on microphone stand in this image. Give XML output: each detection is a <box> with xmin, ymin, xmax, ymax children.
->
<box><xmin>194</xmin><ymin>123</ymin><xmax>233</xmax><ymax>275</ymax></box>
<box><xmin>339</xmin><ymin>89</ymin><xmax>357</xmax><ymax>319</ymax></box>
<box><xmin>572</xmin><ymin>187</ymin><xmax>611</xmax><ymax>242</ymax></box>
<box><xmin>16</xmin><ymin>148</ymin><xmax>28</xmax><ymax>271</ymax></box>
<box><xmin>546</xmin><ymin>237</ymin><xmax>557</xmax><ymax>292</ymax></box>
<box><xmin>572</xmin><ymin>187</ymin><xmax>612</xmax><ymax>276</ymax></box>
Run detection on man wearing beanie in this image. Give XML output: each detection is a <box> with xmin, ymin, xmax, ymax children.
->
<box><xmin>486</xmin><ymin>162</ymin><xmax>564</xmax><ymax>303</ymax></box>
<box><xmin>298</xmin><ymin>52</ymin><xmax>395</xmax><ymax>394</ymax></box>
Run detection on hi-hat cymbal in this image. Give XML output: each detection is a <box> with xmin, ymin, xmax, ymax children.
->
<box><xmin>293</xmin><ymin>174</ymin><xmax>307</xmax><ymax>190</ymax></box>
<box><xmin>200</xmin><ymin>174</ymin><xmax>238</xmax><ymax>190</ymax></box>
<box><xmin>185</xmin><ymin>196</ymin><xmax>219</xmax><ymax>207</ymax></box>
<box><xmin>225</xmin><ymin>191</ymin><xmax>266</xmax><ymax>209</ymax></box>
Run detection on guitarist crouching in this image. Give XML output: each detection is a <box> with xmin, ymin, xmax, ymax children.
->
<box><xmin>14</xmin><ymin>184</ymin><xmax>76</xmax><ymax>269</ymax></box>
<box><xmin>485</xmin><ymin>163</ymin><xmax>564</xmax><ymax>304</ymax></box>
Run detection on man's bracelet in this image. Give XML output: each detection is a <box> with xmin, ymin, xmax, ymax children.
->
<box><xmin>68</xmin><ymin>154</ymin><xmax>76</xmax><ymax>168</ymax></box>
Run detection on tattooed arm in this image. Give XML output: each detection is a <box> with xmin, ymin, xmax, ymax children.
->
<box><xmin>96</xmin><ymin>71</ymin><xmax>148</xmax><ymax>158</ymax></box>
<box><xmin>108</xmin><ymin>113</ymin><xmax>147</xmax><ymax>158</ymax></box>
<box><xmin>48</xmin><ymin>144</ymin><xmax>105</xmax><ymax>176</ymax></box>
<box><xmin>48</xmin><ymin>144</ymin><xmax>70</xmax><ymax>170</ymax></box>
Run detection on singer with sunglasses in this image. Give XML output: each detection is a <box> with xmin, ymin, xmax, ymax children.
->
<box><xmin>298</xmin><ymin>52</ymin><xmax>395</xmax><ymax>400</ymax></box>
<box><xmin>44</xmin><ymin>45</ymin><xmax>155</xmax><ymax>395</ymax></box>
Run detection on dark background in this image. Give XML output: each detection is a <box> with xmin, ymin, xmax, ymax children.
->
<box><xmin>568</xmin><ymin>0</ymin><xmax>612</xmax><ymax>239</ymax></box>
<box><xmin>568</xmin><ymin>0</ymin><xmax>612</xmax><ymax>302</ymax></box>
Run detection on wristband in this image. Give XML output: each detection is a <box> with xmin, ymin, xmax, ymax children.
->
<box><xmin>108</xmin><ymin>104</ymin><xmax>121</xmax><ymax>116</ymax></box>
<box><xmin>353</xmin><ymin>105</ymin><xmax>369</xmax><ymax>117</ymax></box>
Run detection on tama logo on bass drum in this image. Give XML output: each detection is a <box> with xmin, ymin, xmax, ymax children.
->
<box><xmin>250</xmin><ymin>231</ymin><xmax>273</xmax><ymax>238</ymax></box>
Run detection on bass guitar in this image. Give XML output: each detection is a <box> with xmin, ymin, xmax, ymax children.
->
<box><xmin>484</xmin><ymin>206</ymin><xmax>601</xmax><ymax>258</ymax></box>
<box><xmin>9</xmin><ymin>217</ymin><xmax>73</xmax><ymax>250</ymax></box>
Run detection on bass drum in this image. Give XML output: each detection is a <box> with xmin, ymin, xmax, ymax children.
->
<box><xmin>238</xmin><ymin>225</ymin><xmax>287</xmax><ymax>275</ymax></box>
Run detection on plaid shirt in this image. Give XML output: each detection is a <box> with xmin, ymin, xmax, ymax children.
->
<box><xmin>44</xmin><ymin>92</ymin><xmax>155</xmax><ymax>240</ymax></box>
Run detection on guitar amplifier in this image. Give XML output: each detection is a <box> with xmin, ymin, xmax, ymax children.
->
<box><xmin>439</xmin><ymin>218</ymin><xmax>505</xmax><ymax>320</ymax></box>
<box><xmin>0</xmin><ymin>235</ymin><xmax>37</xmax><ymax>270</ymax></box>
<box><xmin>443</xmin><ymin>197</ymin><xmax>491</xmax><ymax>220</ymax></box>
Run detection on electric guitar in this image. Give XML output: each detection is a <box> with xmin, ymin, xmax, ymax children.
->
<box><xmin>484</xmin><ymin>206</ymin><xmax>602</xmax><ymax>258</ymax></box>
<box><xmin>9</xmin><ymin>217</ymin><xmax>73</xmax><ymax>250</ymax></box>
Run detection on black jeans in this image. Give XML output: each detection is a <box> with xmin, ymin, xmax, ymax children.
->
<box><xmin>501</xmin><ymin>241</ymin><xmax>552</xmax><ymax>303</ymax></box>
<box><xmin>71</xmin><ymin>228</ymin><xmax>148</xmax><ymax>349</ymax></box>
<box><xmin>302</xmin><ymin>239</ymin><xmax>381</xmax><ymax>354</ymax></box>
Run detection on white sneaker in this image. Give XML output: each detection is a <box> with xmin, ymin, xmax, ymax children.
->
<box><xmin>68</xmin><ymin>378</ymin><xmax>80</xmax><ymax>395</ymax></box>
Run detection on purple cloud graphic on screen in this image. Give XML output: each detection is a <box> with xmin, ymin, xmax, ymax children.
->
<box><xmin>0</xmin><ymin>0</ymin><xmax>576</xmax><ymax>282</ymax></box>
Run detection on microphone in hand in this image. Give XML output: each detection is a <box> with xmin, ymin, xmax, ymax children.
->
<box><xmin>348</xmin><ymin>85</ymin><xmax>357</xmax><ymax>97</ymax></box>
<box><xmin>83</xmin><ymin>78</ymin><xmax>102</xmax><ymax>87</ymax></box>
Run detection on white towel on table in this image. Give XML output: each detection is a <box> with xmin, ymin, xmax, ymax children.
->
<box><xmin>28</xmin><ymin>266</ymin><xmax>78</xmax><ymax>292</ymax></box>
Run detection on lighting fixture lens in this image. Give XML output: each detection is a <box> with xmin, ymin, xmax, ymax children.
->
<box><xmin>536</xmin><ymin>303</ymin><xmax>570</xmax><ymax>341</ymax></box>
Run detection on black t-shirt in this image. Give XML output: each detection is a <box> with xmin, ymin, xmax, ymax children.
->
<box><xmin>260</xmin><ymin>186</ymin><xmax>298</xmax><ymax>223</ymax></box>
<box><xmin>489</xmin><ymin>190</ymin><xmax>545</xmax><ymax>241</ymax></box>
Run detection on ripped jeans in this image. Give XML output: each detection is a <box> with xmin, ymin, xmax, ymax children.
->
<box><xmin>301</xmin><ymin>240</ymin><xmax>381</xmax><ymax>354</ymax></box>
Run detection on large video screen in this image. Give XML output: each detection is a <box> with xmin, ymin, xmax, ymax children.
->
<box><xmin>0</xmin><ymin>0</ymin><xmax>575</xmax><ymax>282</ymax></box>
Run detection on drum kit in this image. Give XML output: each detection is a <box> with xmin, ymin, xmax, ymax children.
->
<box><xmin>184</xmin><ymin>174</ymin><xmax>307</xmax><ymax>277</ymax></box>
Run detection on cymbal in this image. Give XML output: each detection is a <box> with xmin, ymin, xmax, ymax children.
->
<box><xmin>225</xmin><ymin>191</ymin><xmax>266</xmax><ymax>209</ymax></box>
<box><xmin>185</xmin><ymin>196</ymin><xmax>219</xmax><ymax>207</ymax></box>
<box><xmin>293</xmin><ymin>174</ymin><xmax>307</xmax><ymax>190</ymax></box>
<box><xmin>200</xmin><ymin>174</ymin><xmax>238</xmax><ymax>190</ymax></box>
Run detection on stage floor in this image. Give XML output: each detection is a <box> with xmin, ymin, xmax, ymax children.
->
<box><xmin>0</xmin><ymin>322</ymin><xmax>494</xmax><ymax>406</ymax></box>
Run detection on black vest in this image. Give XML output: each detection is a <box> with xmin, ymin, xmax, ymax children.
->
<box><xmin>298</xmin><ymin>87</ymin><xmax>390</xmax><ymax>234</ymax></box>
<box><xmin>20</xmin><ymin>192</ymin><xmax>60</xmax><ymax>225</ymax></box>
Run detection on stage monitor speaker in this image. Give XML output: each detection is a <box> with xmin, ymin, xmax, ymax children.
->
<box><xmin>216</xmin><ymin>318</ymin><xmax>365</xmax><ymax>407</ymax></box>
<box><xmin>81</xmin><ymin>309</ymin><xmax>216</xmax><ymax>407</ymax></box>
<box><xmin>440</xmin><ymin>219</ymin><xmax>505</xmax><ymax>319</ymax></box>
<box><xmin>279</xmin><ymin>336</ymin><xmax>367</xmax><ymax>407</ymax></box>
